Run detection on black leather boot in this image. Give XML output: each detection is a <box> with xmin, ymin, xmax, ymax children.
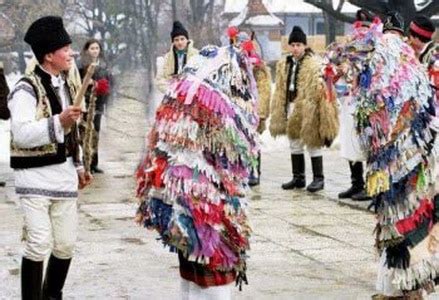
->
<box><xmin>42</xmin><ymin>255</ymin><xmax>72</xmax><ymax>300</ymax></box>
<box><xmin>21</xmin><ymin>257</ymin><xmax>43</xmax><ymax>300</ymax></box>
<box><xmin>338</xmin><ymin>161</ymin><xmax>363</xmax><ymax>198</ymax></box>
<box><xmin>91</xmin><ymin>153</ymin><xmax>104</xmax><ymax>174</ymax></box>
<box><xmin>282</xmin><ymin>154</ymin><xmax>306</xmax><ymax>190</ymax></box>
<box><xmin>306</xmin><ymin>156</ymin><xmax>324</xmax><ymax>193</ymax></box>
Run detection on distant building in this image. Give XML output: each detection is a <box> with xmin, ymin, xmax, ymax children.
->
<box><xmin>224</xmin><ymin>0</ymin><xmax>359</xmax><ymax>60</ymax></box>
<box><xmin>229</xmin><ymin>0</ymin><xmax>284</xmax><ymax>62</ymax></box>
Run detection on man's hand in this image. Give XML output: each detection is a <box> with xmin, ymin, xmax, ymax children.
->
<box><xmin>78</xmin><ymin>170</ymin><xmax>93</xmax><ymax>190</ymax></box>
<box><xmin>59</xmin><ymin>106</ymin><xmax>82</xmax><ymax>129</ymax></box>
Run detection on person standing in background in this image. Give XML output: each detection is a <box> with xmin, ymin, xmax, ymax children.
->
<box><xmin>155</xmin><ymin>21</ymin><xmax>198</xmax><ymax>94</ymax></box>
<box><xmin>0</xmin><ymin>61</ymin><xmax>10</xmax><ymax>188</ymax></box>
<box><xmin>78</xmin><ymin>38</ymin><xmax>112</xmax><ymax>174</ymax></box>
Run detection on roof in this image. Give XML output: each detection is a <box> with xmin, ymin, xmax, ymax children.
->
<box><xmin>230</xmin><ymin>1</ymin><xmax>284</xmax><ymax>27</ymax></box>
<box><xmin>224</xmin><ymin>0</ymin><xmax>360</xmax><ymax>14</ymax></box>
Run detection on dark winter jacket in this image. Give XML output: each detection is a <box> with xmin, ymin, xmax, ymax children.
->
<box><xmin>78</xmin><ymin>60</ymin><xmax>113</xmax><ymax>114</ymax></box>
<box><xmin>0</xmin><ymin>66</ymin><xmax>10</xmax><ymax>120</ymax></box>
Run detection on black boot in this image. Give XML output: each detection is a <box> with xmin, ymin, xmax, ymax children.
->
<box><xmin>338</xmin><ymin>161</ymin><xmax>364</xmax><ymax>199</ymax></box>
<box><xmin>282</xmin><ymin>154</ymin><xmax>305</xmax><ymax>190</ymax></box>
<box><xmin>342</xmin><ymin>162</ymin><xmax>372</xmax><ymax>201</ymax></box>
<box><xmin>21</xmin><ymin>257</ymin><xmax>43</xmax><ymax>300</ymax></box>
<box><xmin>91</xmin><ymin>153</ymin><xmax>104</xmax><ymax>174</ymax></box>
<box><xmin>306</xmin><ymin>156</ymin><xmax>324</xmax><ymax>193</ymax></box>
<box><xmin>351</xmin><ymin>189</ymin><xmax>371</xmax><ymax>201</ymax></box>
<box><xmin>42</xmin><ymin>255</ymin><xmax>72</xmax><ymax>300</ymax></box>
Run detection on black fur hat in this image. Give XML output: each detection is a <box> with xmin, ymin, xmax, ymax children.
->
<box><xmin>383</xmin><ymin>11</ymin><xmax>405</xmax><ymax>34</ymax></box>
<box><xmin>409</xmin><ymin>15</ymin><xmax>435</xmax><ymax>42</ymax></box>
<box><xmin>356</xmin><ymin>9</ymin><xmax>374</xmax><ymax>27</ymax></box>
<box><xmin>24</xmin><ymin>16</ymin><xmax>72</xmax><ymax>63</ymax></box>
<box><xmin>288</xmin><ymin>26</ymin><xmax>307</xmax><ymax>45</ymax></box>
<box><xmin>171</xmin><ymin>21</ymin><xmax>189</xmax><ymax>40</ymax></box>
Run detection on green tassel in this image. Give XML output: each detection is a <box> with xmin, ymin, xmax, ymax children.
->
<box><xmin>416</xmin><ymin>164</ymin><xmax>426</xmax><ymax>191</ymax></box>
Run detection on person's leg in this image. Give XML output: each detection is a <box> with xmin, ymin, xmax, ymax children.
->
<box><xmin>339</xmin><ymin>161</ymin><xmax>361</xmax><ymax>198</ymax></box>
<box><xmin>42</xmin><ymin>200</ymin><xmax>78</xmax><ymax>299</ymax></box>
<box><xmin>183</xmin><ymin>280</ymin><xmax>232</xmax><ymax>300</ymax></box>
<box><xmin>306</xmin><ymin>147</ymin><xmax>324</xmax><ymax>193</ymax></box>
<box><xmin>180</xmin><ymin>277</ymin><xmax>190</xmax><ymax>300</ymax></box>
<box><xmin>248</xmin><ymin>151</ymin><xmax>261</xmax><ymax>187</ymax></box>
<box><xmin>20</xmin><ymin>197</ymin><xmax>52</xmax><ymax>300</ymax></box>
<box><xmin>350</xmin><ymin>162</ymin><xmax>371</xmax><ymax>201</ymax></box>
<box><xmin>91</xmin><ymin>113</ymin><xmax>103</xmax><ymax>173</ymax></box>
<box><xmin>282</xmin><ymin>139</ymin><xmax>306</xmax><ymax>190</ymax></box>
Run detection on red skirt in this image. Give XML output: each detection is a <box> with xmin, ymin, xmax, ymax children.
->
<box><xmin>178</xmin><ymin>251</ymin><xmax>236</xmax><ymax>287</ymax></box>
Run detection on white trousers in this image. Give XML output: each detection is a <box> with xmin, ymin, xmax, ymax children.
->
<box><xmin>20</xmin><ymin>197</ymin><xmax>78</xmax><ymax>262</ymax></box>
<box><xmin>180</xmin><ymin>278</ymin><xmax>232</xmax><ymax>300</ymax></box>
<box><xmin>289</xmin><ymin>138</ymin><xmax>322</xmax><ymax>157</ymax></box>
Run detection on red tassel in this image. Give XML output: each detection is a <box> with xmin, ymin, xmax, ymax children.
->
<box><xmin>241</xmin><ymin>40</ymin><xmax>254</xmax><ymax>52</ymax></box>
<box><xmin>227</xmin><ymin>26</ymin><xmax>239</xmax><ymax>39</ymax></box>
<box><xmin>395</xmin><ymin>199</ymin><xmax>433</xmax><ymax>235</ymax></box>
<box><xmin>372</xmin><ymin>16</ymin><xmax>381</xmax><ymax>25</ymax></box>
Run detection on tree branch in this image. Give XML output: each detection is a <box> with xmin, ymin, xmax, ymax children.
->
<box><xmin>418</xmin><ymin>1</ymin><xmax>439</xmax><ymax>16</ymax></box>
<box><xmin>304</xmin><ymin>0</ymin><xmax>355</xmax><ymax>23</ymax></box>
<box><xmin>347</xmin><ymin>0</ymin><xmax>386</xmax><ymax>15</ymax></box>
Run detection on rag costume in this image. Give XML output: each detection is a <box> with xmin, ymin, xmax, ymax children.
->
<box><xmin>136</xmin><ymin>44</ymin><xmax>259</xmax><ymax>297</ymax></box>
<box><xmin>326</xmin><ymin>19</ymin><xmax>438</xmax><ymax>298</ymax></box>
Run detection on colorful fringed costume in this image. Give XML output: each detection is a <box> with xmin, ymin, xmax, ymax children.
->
<box><xmin>136</xmin><ymin>45</ymin><xmax>259</xmax><ymax>289</ymax></box>
<box><xmin>326</xmin><ymin>21</ymin><xmax>438</xmax><ymax>295</ymax></box>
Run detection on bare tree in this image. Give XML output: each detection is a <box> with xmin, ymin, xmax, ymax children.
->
<box><xmin>0</xmin><ymin>0</ymin><xmax>64</xmax><ymax>72</ymax></box>
<box><xmin>304</xmin><ymin>0</ymin><xmax>439</xmax><ymax>26</ymax></box>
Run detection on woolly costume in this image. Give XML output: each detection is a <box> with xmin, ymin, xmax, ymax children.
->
<box><xmin>270</xmin><ymin>49</ymin><xmax>338</xmax><ymax>146</ymax></box>
<box><xmin>254</xmin><ymin>63</ymin><xmax>271</xmax><ymax>132</ymax></box>
<box><xmin>270</xmin><ymin>27</ymin><xmax>338</xmax><ymax>192</ymax></box>
<box><xmin>326</xmin><ymin>20</ymin><xmax>438</xmax><ymax>296</ymax></box>
<box><xmin>155</xmin><ymin>41</ymin><xmax>198</xmax><ymax>94</ymax></box>
<box><xmin>136</xmin><ymin>45</ymin><xmax>259</xmax><ymax>293</ymax></box>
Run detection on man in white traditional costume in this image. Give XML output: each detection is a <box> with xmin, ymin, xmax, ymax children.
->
<box><xmin>8</xmin><ymin>16</ymin><xmax>92</xmax><ymax>299</ymax></box>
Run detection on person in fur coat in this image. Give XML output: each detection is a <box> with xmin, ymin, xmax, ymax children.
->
<box><xmin>269</xmin><ymin>26</ymin><xmax>339</xmax><ymax>192</ymax></box>
<box><xmin>155</xmin><ymin>21</ymin><xmax>198</xmax><ymax>94</ymax></box>
<box><xmin>235</xmin><ymin>31</ymin><xmax>272</xmax><ymax>186</ymax></box>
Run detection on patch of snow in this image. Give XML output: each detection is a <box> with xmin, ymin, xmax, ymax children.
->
<box><xmin>230</xmin><ymin>6</ymin><xmax>248</xmax><ymax>26</ymax></box>
<box><xmin>224</xmin><ymin>0</ymin><xmax>359</xmax><ymax>14</ymax></box>
<box><xmin>246</xmin><ymin>15</ymin><xmax>283</xmax><ymax>26</ymax></box>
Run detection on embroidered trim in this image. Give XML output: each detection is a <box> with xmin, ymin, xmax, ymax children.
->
<box><xmin>48</xmin><ymin>116</ymin><xmax>57</xmax><ymax>143</ymax></box>
<box><xmin>7</xmin><ymin>83</ymin><xmax>36</xmax><ymax>101</ymax></box>
<box><xmin>15</xmin><ymin>187</ymin><xmax>78</xmax><ymax>198</ymax></box>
